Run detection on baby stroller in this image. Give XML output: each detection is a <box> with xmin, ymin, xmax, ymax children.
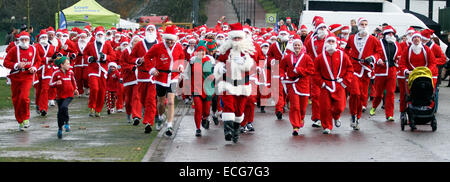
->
<box><xmin>401</xmin><ymin>67</ymin><xmax>438</xmax><ymax>132</ymax></box>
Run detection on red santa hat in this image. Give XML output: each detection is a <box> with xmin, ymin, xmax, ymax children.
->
<box><xmin>300</xmin><ymin>24</ymin><xmax>307</xmax><ymax>31</ymax></box>
<box><xmin>108</xmin><ymin>62</ymin><xmax>118</xmax><ymax>69</ymax></box>
<box><xmin>120</xmin><ymin>37</ymin><xmax>130</xmax><ymax>47</ymax></box>
<box><xmin>312</xmin><ymin>16</ymin><xmax>324</xmax><ymax>27</ymax></box>
<box><xmin>56</xmin><ymin>29</ymin><xmax>63</xmax><ymax>36</ymax></box>
<box><xmin>47</xmin><ymin>26</ymin><xmax>55</xmax><ymax>34</ymax></box>
<box><xmin>162</xmin><ymin>25</ymin><xmax>178</xmax><ymax>40</ymax></box>
<box><xmin>286</xmin><ymin>17</ymin><xmax>292</xmax><ymax>21</ymax></box>
<box><xmin>38</xmin><ymin>29</ymin><xmax>48</xmax><ymax>38</ymax></box>
<box><xmin>228</xmin><ymin>22</ymin><xmax>246</xmax><ymax>39</ymax></box>
<box><xmin>62</xmin><ymin>29</ymin><xmax>69</xmax><ymax>36</ymax></box>
<box><xmin>324</xmin><ymin>33</ymin><xmax>338</xmax><ymax>43</ymax></box>
<box><xmin>243</xmin><ymin>25</ymin><xmax>252</xmax><ymax>34</ymax></box>
<box><xmin>261</xmin><ymin>41</ymin><xmax>270</xmax><ymax>47</ymax></box>
<box><xmin>84</xmin><ymin>25</ymin><xmax>92</xmax><ymax>33</ymax></box>
<box><xmin>341</xmin><ymin>26</ymin><xmax>350</xmax><ymax>33</ymax></box>
<box><xmin>383</xmin><ymin>25</ymin><xmax>396</xmax><ymax>35</ymax></box>
<box><xmin>292</xmin><ymin>34</ymin><xmax>302</xmax><ymax>44</ymax></box>
<box><xmin>420</xmin><ymin>29</ymin><xmax>434</xmax><ymax>40</ymax></box>
<box><xmin>18</xmin><ymin>31</ymin><xmax>31</xmax><ymax>40</ymax></box>
<box><xmin>329</xmin><ymin>24</ymin><xmax>344</xmax><ymax>33</ymax></box>
<box><xmin>357</xmin><ymin>17</ymin><xmax>368</xmax><ymax>25</ymax></box>
<box><xmin>410</xmin><ymin>31</ymin><xmax>422</xmax><ymax>40</ymax></box>
<box><xmin>406</xmin><ymin>27</ymin><xmax>415</xmax><ymax>34</ymax></box>
<box><xmin>278</xmin><ymin>25</ymin><xmax>289</xmax><ymax>36</ymax></box>
<box><xmin>94</xmin><ymin>26</ymin><xmax>106</xmax><ymax>36</ymax></box>
<box><xmin>182</xmin><ymin>39</ymin><xmax>189</xmax><ymax>46</ymax></box>
<box><xmin>314</xmin><ymin>19</ymin><xmax>327</xmax><ymax>32</ymax></box>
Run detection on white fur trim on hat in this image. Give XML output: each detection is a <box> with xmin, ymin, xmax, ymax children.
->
<box><xmin>228</xmin><ymin>30</ymin><xmax>246</xmax><ymax>39</ymax></box>
<box><xmin>325</xmin><ymin>36</ymin><xmax>337</xmax><ymax>43</ymax></box>
<box><xmin>383</xmin><ymin>28</ymin><xmax>394</xmax><ymax>34</ymax></box>
<box><xmin>108</xmin><ymin>62</ymin><xmax>118</xmax><ymax>68</ymax></box>
<box><xmin>162</xmin><ymin>33</ymin><xmax>178</xmax><ymax>40</ymax></box>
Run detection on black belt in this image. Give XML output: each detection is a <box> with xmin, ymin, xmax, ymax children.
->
<box><xmin>158</xmin><ymin>69</ymin><xmax>172</xmax><ymax>73</ymax></box>
<box><xmin>224</xmin><ymin>74</ymin><xmax>250</xmax><ymax>86</ymax></box>
<box><xmin>321</xmin><ymin>76</ymin><xmax>338</xmax><ymax>82</ymax></box>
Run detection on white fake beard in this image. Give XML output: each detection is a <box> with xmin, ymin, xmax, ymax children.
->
<box><xmin>96</xmin><ymin>36</ymin><xmax>105</xmax><ymax>44</ymax></box>
<box><xmin>50</xmin><ymin>38</ymin><xmax>59</xmax><ymax>46</ymax></box>
<box><xmin>61</xmin><ymin>37</ymin><xmax>68</xmax><ymax>46</ymax></box>
<box><xmin>19</xmin><ymin>41</ymin><xmax>30</xmax><ymax>49</ymax></box>
<box><xmin>358</xmin><ymin>26</ymin><xmax>369</xmax><ymax>36</ymax></box>
<box><xmin>78</xmin><ymin>39</ymin><xmax>88</xmax><ymax>49</ymax></box>
<box><xmin>325</xmin><ymin>43</ymin><xmax>337</xmax><ymax>54</ymax></box>
<box><xmin>230</xmin><ymin>39</ymin><xmax>255</xmax><ymax>55</ymax></box>
<box><xmin>385</xmin><ymin>35</ymin><xmax>396</xmax><ymax>43</ymax></box>
<box><xmin>145</xmin><ymin>31</ymin><xmax>157</xmax><ymax>42</ymax></box>
<box><xmin>317</xmin><ymin>29</ymin><xmax>328</xmax><ymax>39</ymax></box>
<box><xmin>340</xmin><ymin>42</ymin><xmax>347</xmax><ymax>49</ymax></box>
<box><xmin>115</xmin><ymin>38</ymin><xmax>120</xmax><ymax>44</ymax></box>
<box><xmin>40</xmin><ymin>38</ymin><xmax>48</xmax><ymax>46</ymax></box>
<box><xmin>106</xmin><ymin>35</ymin><xmax>113</xmax><ymax>41</ymax></box>
<box><xmin>279</xmin><ymin>35</ymin><xmax>289</xmax><ymax>42</ymax></box>
<box><xmin>411</xmin><ymin>43</ymin><xmax>423</xmax><ymax>55</ymax></box>
<box><xmin>216</xmin><ymin>39</ymin><xmax>224</xmax><ymax>46</ymax></box>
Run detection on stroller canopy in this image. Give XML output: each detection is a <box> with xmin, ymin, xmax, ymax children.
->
<box><xmin>408</xmin><ymin>66</ymin><xmax>433</xmax><ymax>90</ymax></box>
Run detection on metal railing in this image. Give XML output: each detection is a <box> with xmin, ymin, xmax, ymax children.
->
<box><xmin>230</xmin><ymin>0</ymin><xmax>256</xmax><ymax>26</ymax></box>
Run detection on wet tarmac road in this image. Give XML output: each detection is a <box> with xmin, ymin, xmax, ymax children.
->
<box><xmin>155</xmin><ymin>83</ymin><xmax>450</xmax><ymax>162</ymax></box>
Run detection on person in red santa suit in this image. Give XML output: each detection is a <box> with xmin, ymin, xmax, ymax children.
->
<box><xmin>147</xmin><ymin>25</ymin><xmax>185</xmax><ymax>137</ymax></box>
<box><xmin>34</xmin><ymin>29</ymin><xmax>56</xmax><ymax>116</ymax></box>
<box><xmin>369</xmin><ymin>26</ymin><xmax>401</xmax><ymax>122</ymax></box>
<box><xmin>257</xmin><ymin>41</ymin><xmax>271</xmax><ymax>113</ymax></box>
<box><xmin>6</xmin><ymin>34</ymin><xmax>19</xmax><ymax>53</ymax></box>
<box><xmin>344</xmin><ymin>17</ymin><xmax>382</xmax><ymax>130</ymax></box>
<box><xmin>267</xmin><ymin>25</ymin><xmax>291</xmax><ymax>120</ymax></box>
<box><xmin>120</xmin><ymin>35</ymin><xmax>142</xmax><ymax>124</ymax></box>
<box><xmin>314</xmin><ymin>34</ymin><xmax>354</xmax><ymax>134</ymax></box>
<box><xmin>182</xmin><ymin>40</ymin><xmax>215</xmax><ymax>136</ymax></box>
<box><xmin>47</xmin><ymin>27</ymin><xmax>62</xmax><ymax>107</ymax></box>
<box><xmin>130</xmin><ymin>24</ymin><xmax>159</xmax><ymax>134</ymax></box>
<box><xmin>73</xmin><ymin>31</ymin><xmax>90</xmax><ymax>96</ymax></box>
<box><xmin>106</xmin><ymin>62</ymin><xmax>121</xmax><ymax>114</ymax></box>
<box><xmin>83</xmin><ymin>26</ymin><xmax>116</xmax><ymax>117</ymax></box>
<box><xmin>280</xmin><ymin>38</ymin><xmax>315</xmax><ymax>135</ymax></box>
<box><xmin>113</xmin><ymin>38</ymin><xmax>129</xmax><ymax>113</ymax></box>
<box><xmin>421</xmin><ymin>29</ymin><xmax>446</xmax><ymax>86</ymax></box>
<box><xmin>399</xmin><ymin>27</ymin><xmax>415</xmax><ymax>51</ymax></box>
<box><xmin>398</xmin><ymin>31</ymin><xmax>436</xmax><ymax>126</ymax></box>
<box><xmin>2</xmin><ymin>31</ymin><xmax>41</xmax><ymax>131</ymax></box>
<box><xmin>111</xmin><ymin>32</ymin><xmax>123</xmax><ymax>50</ymax></box>
<box><xmin>184</xmin><ymin>38</ymin><xmax>197</xmax><ymax>63</ymax></box>
<box><xmin>286</xmin><ymin>17</ymin><xmax>297</xmax><ymax>32</ymax></box>
<box><xmin>58</xmin><ymin>29</ymin><xmax>77</xmax><ymax>67</ymax></box>
<box><xmin>304</xmin><ymin>18</ymin><xmax>329</xmax><ymax>128</ymax></box>
<box><xmin>214</xmin><ymin>22</ymin><xmax>257</xmax><ymax>143</ymax></box>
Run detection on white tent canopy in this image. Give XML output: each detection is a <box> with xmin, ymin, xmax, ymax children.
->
<box><xmin>118</xmin><ymin>19</ymin><xmax>139</xmax><ymax>30</ymax></box>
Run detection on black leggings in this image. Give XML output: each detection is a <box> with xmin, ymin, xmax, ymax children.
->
<box><xmin>57</xmin><ymin>97</ymin><xmax>73</xmax><ymax>130</ymax></box>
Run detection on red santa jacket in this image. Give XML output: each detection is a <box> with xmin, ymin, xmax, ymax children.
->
<box><xmin>146</xmin><ymin>42</ymin><xmax>185</xmax><ymax>87</ymax></box>
<box><xmin>373</xmin><ymin>39</ymin><xmax>401</xmax><ymax>77</ymax></box>
<box><xmin>314</xmin><ymin>50</ymin><xmax>354</xmax><ymax>93</ymax></box>
<box><xmin>267</xmin><ymin>41</ymin><xmax>291</xmax><ymax>82</ymax></box>
<box><xmin>120</xmin><ymin>47</ymin><xmax>138</xmax><ymax>87</ymax></box>
<box><xmin>59</xmin><ymin>39</ymin><xmax>77</xmax><ymax>58</ymax></box>
<box><xmin>345</xmin><ymin>34</ymin><xmax>382</xmax><ymax>78</ymax></box>
<box><xmin>399</xmin><ymin>45</ymin><xmax>436</xmax><ymax>78</ymax></box>
<box><xmin>106</xmin><ymin>69</ymin><xmax>121</xmax><ymax>92</ymax></box>
<box><xmin>183</xmin><ymin>55</ymin><xmax>215</xmax><ymax>99</ymax></box>
<box><xmin>73</xmin><ymin>39</ymin><xmax>89</xmax><ymax>68</ymax></box>
<box><xmin>426</xmin><ymin>41</ymin><xmax>446</xmax><ymax>66</ymax></box>
<box><xmin>130</xmin><ymin>39</ymin><xmax>158</xmax><ymax>82</ymax></box>
<box><xmin>83</xmin><ymin>41</ymin><xmax>116</xmax><ymax>78</ymax></box>
<box><xmin>5</xmin><ymin>41</ymin><xmax>17</xmax><ymax>53</ymax></box>
<box><xmin>305</xmin><ymin>35</ymin><xmax>325</xmax><ymax>59</ymax></box>
<box><xmin>3</xmin><ymin>45</ymin><xmax>41</xmax><ymax>80</ymax></box>
<box><xmin>280</xmin><ymin>52</ymin><xmax>315</xmax><ymax>96</ymax></box>
<box><xmin>50</xmin><ymin>69</ymin><xmax>77</xmax><ymax>99</ymax></box>
<box><xmin>36</xmin><ymin>43</ymin><xmax>56</xmax><ymax>80</ymax></box>
<box><xmin>184</xmin><ymin>46</ymin><xmax>196</xmax><ymax>62</ymax></box>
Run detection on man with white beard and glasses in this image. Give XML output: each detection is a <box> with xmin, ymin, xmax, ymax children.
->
<box><xmin>73</xmin><ymin>31</ymin><xmax>90</xmax><ymax>96</ymax></box>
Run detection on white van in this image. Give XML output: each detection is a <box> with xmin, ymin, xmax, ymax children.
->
<box><xmin>299</xmin><ymin>0</ymin><xmax>447</xmax><ymax>52</ymax></box>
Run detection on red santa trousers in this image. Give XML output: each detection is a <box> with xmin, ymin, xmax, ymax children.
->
<box><xmin>349</xmin><ymin>74</ymin><xmax>371</xmax><ymax>119</ymax></box>
<box><xmin>287</xmin><ymin>84</ymin><xmax>308</xmax><ymax>129</ymax></box>
<box><xmin>320</xmin><ymin>86</ymin><xmax>347</xmax><ymax>130</ymax></box>
<box><xmin>88</xmin><ymin>74</ymin><xmax>107</xmax><ymax>113</ymax></box>
<box><xmin>11</xmin><ymin>77</ymin><xmax>33</xmax><ymax>123</ymax></box>
<box><xmin>36</xmin><ymin>78</ymin><xmax>50</xmax><ymax>112</ymax></box>
<box><xmin>221</xmin><ymin>94</ymin><xmax>248</xmax><ymax>122</ymax></box>
<box><xmin>275</xmin><ymin>80</ymin><xmax>286</xmax><ymax>114</ymax></box>
<box><xmin>310</xmin><ymin>78</ymin><xmax>321</xmax><ymax>121</ymax></box>
<box><xmin>138</xmin><ymin>82</ymin><xmax>156</xmax><ymax>126</ymax></box>
<box><xmin>372</xmin><ymin>67</ymin><xmax>397</xmax><ymax>118</ymax></box>
<box><xmin>241</xmin><ymin>95</ymin><xmax>256</xmax><ymax>127</ymax></box>
<box><xmin>193</xmin><ymin>96</ymin><xmax>211</xmax><ymax>129</ymax></box>
<box><xmin>116</xmin><ymin>83</ymin><xmax>124</xmax><ymax>110</ymax></box>
<box><xmin>74</xmin><ymin>67</ymin><xmax>89</xmax><ymax>95</ymax></box>
<box><xmin>123</xmin><ymin>84</ymin><xmax>142</xmax><ymax>117</ymax></box>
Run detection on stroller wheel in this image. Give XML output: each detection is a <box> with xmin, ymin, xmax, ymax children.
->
<box><xmin>409</xmin><ymin>120</ymin><xmax>416</xmax><ymax>131</ymax></box>
<box><xmin>431</xmin><ymin>119</ymin><xmax>437</xmax><ymax>132</ymax></box>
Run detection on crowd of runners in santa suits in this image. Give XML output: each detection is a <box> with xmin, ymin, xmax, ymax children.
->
<box><xmin>2</xmin><ymin>14</ymin><xmax>446</xmax><ymax>142</ymax></box>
